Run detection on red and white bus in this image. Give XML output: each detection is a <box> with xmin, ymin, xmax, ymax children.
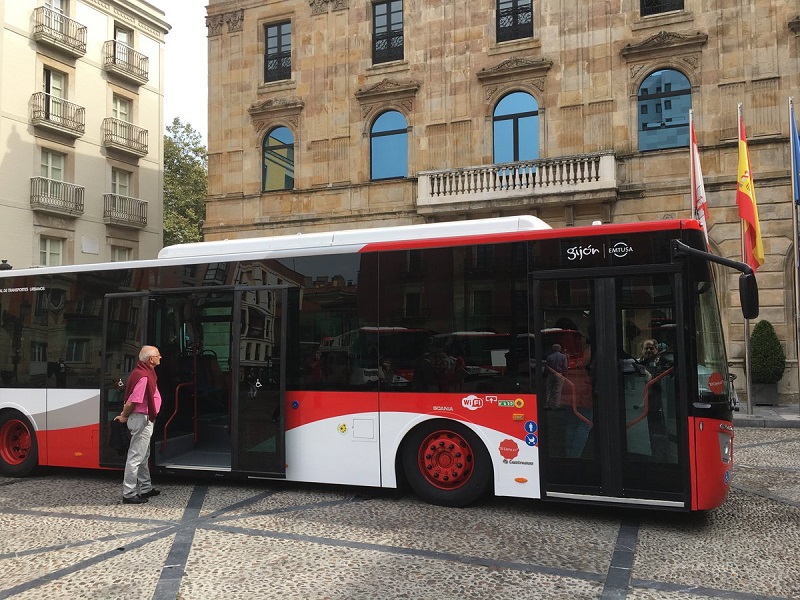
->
<box><xmin>0</xmin><ymin>216</ymin><xmax>757</xmax><ymax>510</ymax></box>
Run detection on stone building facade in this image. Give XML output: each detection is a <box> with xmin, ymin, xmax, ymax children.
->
<box><xmin>0</xmin><ymin>0</ymin><xmax>169</xmax><ymax>268</ymax></box>
<box><xmin>204</xmin><ymin>0</ymin><xmax>800</xmax><ymax>399</ymax></box>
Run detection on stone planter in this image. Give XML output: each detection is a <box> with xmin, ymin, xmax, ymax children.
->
<box><xmin>752</xmin><ymin>382</ymin><xmax>779</xmax><ymax>406</ymax></box>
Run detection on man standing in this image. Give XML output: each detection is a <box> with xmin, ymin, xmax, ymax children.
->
<box><xmin>545</xmin><ymin>343</ymin><xmax>569</xmax><ymax>409</ymax></box>
<box><xmin>115</xmin><ymin>346</ymin><xmax>163</xmax><ymax>504</ymax></box>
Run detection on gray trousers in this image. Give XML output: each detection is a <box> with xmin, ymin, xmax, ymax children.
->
<box><xmin>122</xmin><ymin>413</ymin><xmax>154</xmax><ymax>498</ymax></box>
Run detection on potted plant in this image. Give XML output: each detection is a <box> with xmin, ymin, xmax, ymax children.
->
<box><xmin>749</xmin><ymin>319</ymin><xmax>785</xmax><ymax>405</ymax></box>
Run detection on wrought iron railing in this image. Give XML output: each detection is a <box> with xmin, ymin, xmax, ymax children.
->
<box><xmin>32</xmin><ymin>7</ymin><xmax>87</xmax><ymax>55</ymax></box>
<box><xmin>31</xmin><ymin>93</ymin><xmax>85</xmax><ymax>135</ymax></box>
<box><xmin>417</xmin><ymin>153</ymin><xmax>616</xmax><ymax>206</ymax></box>
<box><xmin>640</xmin><ymin>0</ymin><xmax>684</xmax><ymax>17</ymax></box>
<box><xmin>102</xmin><ymin>118</ymin><xmax>148</xmax><ymax>155</ymax></box>
<box><xmin>496</xmin><ymin>1</ymin><xmax>533</xmax><ymax>43</ymax></box>
<box><xmin>373</xmin><ymin>30</ymin><xmax>404</xmax><ymax>63</ymax></box>
<box><xmin>103</xmin><ymin>194</ymin><xmax>148</xmax><ymax>228</ymax></box>
<box><xmin>30</xmin><ymin>177</ymin><xmax>85</xmax><ymax>216</ymax></box>
<box><xmin>265</xmin><ymin>49</ymin><xmax>291</xmax><ymax>82</ymax></box>
<box><xmin>102</xmin><ymin>40</ymin><xmax>149</xmax><ymax>83</ymax></box>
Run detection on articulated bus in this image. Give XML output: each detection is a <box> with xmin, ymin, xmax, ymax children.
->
<box><xmin>0</xmin><ymin>216</ymin><xmax>757</xmax><ymax>510</ymax></box>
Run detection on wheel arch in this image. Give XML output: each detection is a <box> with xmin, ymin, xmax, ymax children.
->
<box><xmin>395</xmin><ymin>416</ymin><xmax>496</xmax><ymax>503</ymax></box>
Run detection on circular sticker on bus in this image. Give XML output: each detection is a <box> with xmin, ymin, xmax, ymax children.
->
<box><xmin>708</xmin><ymin>372</ymin><xmax>724</xmax><ymax>395</ymax></box>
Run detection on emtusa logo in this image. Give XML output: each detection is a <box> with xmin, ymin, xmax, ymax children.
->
<box><xmin>608</xmin><ymin>241</ymin><xmax>633</xmax><ymax>258</ymax></box>
<box><xmin>566</xmin><ymin>244</ymin><xmax>600</xmax><ymax>261</ymax></box>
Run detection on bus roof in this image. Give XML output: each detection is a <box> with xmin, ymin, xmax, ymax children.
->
<box><xmin>157</xmin><ymin>215</ymin><xmax>551</xmax><ymax>260</ymax></box>
<box><xmin>0</xmin><ymin>217</ymin><xmax>704</xmax><ymax>279</ymax></box>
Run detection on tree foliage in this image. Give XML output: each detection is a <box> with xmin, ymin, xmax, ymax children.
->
<box><xmin>163</xmin><ymin>117</ymin><xmax>207</xmax><ymax>247</ymax></box>
<box><xmin>750</xmin><ymin>319</ymin><xmax>785</xmax><ymax>384</ymax></box>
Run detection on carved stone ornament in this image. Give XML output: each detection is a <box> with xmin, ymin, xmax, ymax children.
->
<box><xmin>309</xmin><ymin>0</ymin><xmax>328</xmax><ymax>16</ymax></box>
<box><xmin>355</xmin><ymin>78</ymin><xmax>421</xmax><ymax>104</ymax></box>
<box><xmin>249</xmin><ymin>96</ymin><xmax>305</xmax><ymax>120</ymax></box>
<box><xmin>476</xmin><ymin>56</ymin><xmax>553</xmax><ymax>86</ymax></box>
<box><xmin>620</xmin><ymin>30</ymin><xmax>708</xmax><ymax>59</ymax></box>
<box><xmin>206</xmin><ymin>14</ymin><xmax>224</xmax><ymax>36</ymax></box>
<box><xmin>225</xmin><ymin>9</ymin><xmax>244</xmax><ymax>33</ymax></box>
<box><xmin>310</xmin><ymin>0</ymin><xmax>348</xmax><ymax>16</ymax></box>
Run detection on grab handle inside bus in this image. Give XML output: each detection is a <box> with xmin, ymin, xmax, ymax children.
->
<box><xmin>671</xmin><ymin>240</ymin><xmax>759</xmax><ymax>319</ymax></box>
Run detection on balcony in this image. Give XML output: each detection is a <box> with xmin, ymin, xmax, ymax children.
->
<box><xmin>417</xmin><ymin>153</ymin><xmax>618</xmax><ymax>215</ymax></box>
<box><xmin>32</xmin><ymin>7</ymin><xmax>87</xmax><ymax>58</ymax></box>
<box><xmin>30</xmin><ymin>177</ymin><xmax>85</xmax><ymax>217</ymax></box>
<box><xmin>103</xmin><ymin>194</ymin><xmax>147</xmax><ymax>228</ymax></box>
<box><xmin>102</xmin><ymin>41</ymin><xmax>149</xmax><ymax>85</ymax></box>
<box><xmin>102</xmin><ymin>118</ymin><xmax>148</xmax><ymax>157</ymax></box>
<box><xmin>31</xmin><ymin>93</ymin><xmax>85</xmax><ymax>138</ymax></box>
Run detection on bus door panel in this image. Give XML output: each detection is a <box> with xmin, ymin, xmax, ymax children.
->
<box><xmin>536</xmin><ymin>275</ymin><xmax>686</xmax><ymax>507</ymax></box>
<box><xmin>231</xmin><ymin>286</ymin><xmax>295</xmax><ymax>476</ymax></box>
<box><xmin>99</xmin><ymin>292</ymin><xmax>147</xmax><ymax>468</ymax></box>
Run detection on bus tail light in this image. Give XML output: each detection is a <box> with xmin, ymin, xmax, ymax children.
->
<box><xmin>718</xmin><ymin>432</ymin><xmax>732</xmax><ymax>464</ymax></box>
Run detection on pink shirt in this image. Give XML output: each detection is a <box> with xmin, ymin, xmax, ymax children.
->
<box><xmin>128</xmin><ymin>377</ymin><xmax>162</xmax><ymax>415</ymax></box>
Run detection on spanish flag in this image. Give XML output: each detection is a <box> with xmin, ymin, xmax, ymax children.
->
<box><xmin>736</xmin><ymin>107</ymin><xmax>765</xmax><ymax>272</ymax></box>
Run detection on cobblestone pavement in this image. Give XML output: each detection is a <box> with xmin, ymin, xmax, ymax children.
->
<box><xmin>0</xmin><ymin>427</ymin><xmax>798</xmax><ymax>600</ymax></box>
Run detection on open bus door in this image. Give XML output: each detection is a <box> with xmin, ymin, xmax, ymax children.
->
<box><xmin>535</xmin><ymin>274</ymin><xmax>688</xmax><ymax>509</ymax></box>
<box><xmin>230</xmin><ymin>285</ymin><xmax>297</xmax><ymax>477</ymax></box>
<box><xmin>99</xmin><ymin>292</ymin><xmax>148</xmax><ymax>468</ymax></box>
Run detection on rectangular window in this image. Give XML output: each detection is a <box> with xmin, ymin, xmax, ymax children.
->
<box><xmin>41</xmin><ymin>149</ymin><xmax>65</xmax><ymax>181</ymax></box>
<box><xmin>640</xmin><ymin>0</ymin><xmax>684</xmax><ymax>17</ymax></box>
<box><xmin>264</xmin><ymin>22</ymin><xmax>291</xmax><ymax>82</ymax></box>
<box><xmin>40</xmin><ymin>236</ymin><xmax>64</xmax><ymax>266</ymax></box>
<box><xmin>114</xmin><ymin>23</ymin><xmax>132</xmax><ymax>64</ymax></box>
<box><xmin>110</xmin><ymin>245</ymin><xmax>130</xmax><ymax>262</ymax></box>
<box><xmin>497</xmin><ymin>0</ymin><xmax>533</xmax><ymax>43</ymax></box>
<box><xmin>404</xmin><ymin>290</ymin><xmax>421</xmax><ymax>318</ymax></box>
<box><xmin>112</xmin><ymin>95</ymin><xmax>131</xmax><ymax>122</ymax></box>
<box><xmin>373</xmin><ymin>1</ymin><xmax>403</xmax><ymax>64</ymax></box>
<box><xmin>111</xmin><ymin>168</ymin><xmax>130</xmax><ymax>196</ymax></box>
<box><xmin>66</xmin><ymin>338</ymin><xmax>88</xmax><ymax>362</ymax></box>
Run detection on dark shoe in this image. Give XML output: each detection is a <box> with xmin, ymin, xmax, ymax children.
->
<box><xmin>122</xmin><ymin>495</ymin><xmax>148</xmax><ymax>504</ymax></box>
<box><xmin>141</xmin><ymin>488</ymin><xmax>161</xmax><ymax>498</ymax></box>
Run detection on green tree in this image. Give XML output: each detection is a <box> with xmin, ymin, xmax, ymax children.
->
<box><xmin>163</xmin><ymin>117</ymin><xmax>207</xmax><ymax>247</ymax></box>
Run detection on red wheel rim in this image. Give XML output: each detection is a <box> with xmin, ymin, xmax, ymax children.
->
<box><xmin>0</xmin><ymin>419</ymin><xmax>31</xmax><ymax>466</ymax></box>
<box><xmin>417</xmin><ymin>429</ymin><xmax>474</xmax><ymax>490</ymax></box>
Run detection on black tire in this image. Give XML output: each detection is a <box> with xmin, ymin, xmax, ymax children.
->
<box><xmin>0</xmin><ymin>410</ymin><xmax>39</xmax><ymax>477</ymax></box>
<box><xmin>402</xmin><ymin>419</ymin><xmax>492</xmax><ymax>508</ymax></box>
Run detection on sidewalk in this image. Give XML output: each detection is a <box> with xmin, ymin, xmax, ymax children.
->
<box><xmin>733</xmin><ymin>401</ymin><xmax>800</xmax><ymax>428</ymax></box>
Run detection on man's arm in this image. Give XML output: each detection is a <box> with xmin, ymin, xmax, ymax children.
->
<box><xmin>115</xmin><ymin>378</ymin><xmax>147</xmax><ymax>422</ymax></box>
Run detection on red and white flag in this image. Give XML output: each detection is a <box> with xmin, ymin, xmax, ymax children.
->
<box><xmin>689</xmin><ymin>110</ymin><xmax>710</xmax><ymax>248</ymax></box>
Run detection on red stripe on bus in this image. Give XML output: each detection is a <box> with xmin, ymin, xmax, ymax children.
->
<box><xmin>359</xmin><ymin>220</ymin><xmax>703</xmax><ymax>252</ymax></box>
<box><xmin>689</xmin><ymin>416</ymin><xmax>733</xmax><ymax>511</ymax></box>
<box><xmin>285</xmin><ymin>390</ymin><xmax>540</xmax><ymax>440</ymax></box>
<box><xmin>38</xmin><ymin>424</ymin><xmax>101</xmax><ymax>469</ymax></box>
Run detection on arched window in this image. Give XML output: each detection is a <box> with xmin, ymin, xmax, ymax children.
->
<box><xmin>262</xmin><ymin>126</ymin><xmax>294</xmax><ymax>191</ymax></box>
<box><xmin>493</xmin><ymin>92</ymin><xmax>539</xmax><ymax>164</ymax></box>
<box><xmin>638</xmin><ymin>69</ymin><xmax>691</xmax><ymax>151</ymax></box>
<box><xmin>370</xmin><ymin>110</ymin><xmax>408</xmax><ymax>180</ymax></box>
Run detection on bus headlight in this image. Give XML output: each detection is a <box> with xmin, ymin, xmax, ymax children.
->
<box><xmin>718</xmin><ymin>432</ymin><xmax>732</xmax><ymax>464</ymax></box>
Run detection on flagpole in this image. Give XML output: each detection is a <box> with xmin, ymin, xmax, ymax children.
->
<box><xmin>739</xmin><ymin>103</ymin><xmax>754</xmax><ymax>415</ymax></box>
<box><xmin>790</xmin><ymin>97</ymin><xmax>800</xmax><ymax>416</ymax></box>
<box><xmin>689</xmin><ymin>109</ymin><xmax>696</xmax><ymax>219</ymax></box>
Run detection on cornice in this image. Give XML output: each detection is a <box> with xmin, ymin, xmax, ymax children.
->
<box><xmin>621</xmin><ymin>30</ymin><xmax>708</xmax><ymax>59</ymax></box>
<box><xmin>476</xmin><ymin>57</ymin><xmax>553</xmax><ymax>85</ymax></box>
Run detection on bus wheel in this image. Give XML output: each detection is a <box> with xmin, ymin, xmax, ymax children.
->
<box><xmin>0</xmin><ymin>411</ymin><xmax>38</xmax><ymax>477</ymax></box>
<box><xmin>402</xmin><ymin>420</ymin><xmax>491</xmax><ymax>508</ymax></box>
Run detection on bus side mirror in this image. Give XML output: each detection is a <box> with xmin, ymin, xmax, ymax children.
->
<box><xmin>739</xmin><ymin>273</ymin><xmax>759</xmax><ymax>320</ymax></box>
